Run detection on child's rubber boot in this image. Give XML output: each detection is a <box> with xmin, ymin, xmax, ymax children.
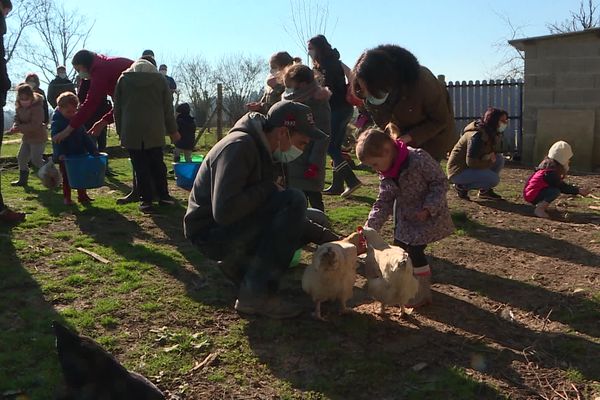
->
<box><xmin>406</xmin><ymin>265</ymin><xmax>433</xmax><ymax>308</ymax></box>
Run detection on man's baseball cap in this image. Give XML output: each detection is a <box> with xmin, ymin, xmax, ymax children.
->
<box><xmin>267</xmin><ymin>101</ymin><xmax>327</xmax><ymax>140</ymax></box>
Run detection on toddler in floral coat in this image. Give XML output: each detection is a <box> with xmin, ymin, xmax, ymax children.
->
<box><xmin>356</xmin><ymin>124</ymin><xmax>454</xmax><ymax>307</ymax></box>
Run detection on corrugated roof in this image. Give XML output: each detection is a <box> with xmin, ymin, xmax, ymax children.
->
<box><xmin>509</xmin><ymin>27</ymin><xmax>600</xmax><ymax>51</ymax></box>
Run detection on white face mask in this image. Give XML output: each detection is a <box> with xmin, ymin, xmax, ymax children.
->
<box><xmin>160</xmin><ymin>70</ymin><xmax>167</xmax><ymax>76</ymax></box>
<box><xmin>498</xmin><ymin>122</ymin><xmax>508</xmax><ymax>133</ymax></box>
<box><xmin>273</xmin><ymin>131</ymin><xmax>304</xmax><ymax>163</ymax></box>
<box><xmin>366</xmin><ymin>92</ymin><xmax>389</xmax><ymax>106</ymax></box>
<box><xmin>308</xmin><ymin>49</ymin><xmax>316</xmax><ymax>59</ymax></box>
<box><xmin>78</xmin><ymin>70</ymin><xmax>90</xmax><ymax>79</ymax></box>
<box><xmin>58</xmin><ymin>72</ymin><xmax>67</xmax><ymax>79</ymax></box>
<box><xmin>274</xmin><ymin>145</ymin><xmax>303</xmax><ymax>163</ymax></box>
<box><xmin>26</xmin><ymin>81</ymin><xmax>37</xmax><ymax>89</ymax></box>
<box><xmin>284</xmin><ymin>87</ymin><xmax>295</xmax><ymax>96</ymax></box>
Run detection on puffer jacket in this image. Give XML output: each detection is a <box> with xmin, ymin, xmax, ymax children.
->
<box><xmin>14</xmin><ymin>93</ymin><xmax>47</xmax><ymax>144</ymax></box>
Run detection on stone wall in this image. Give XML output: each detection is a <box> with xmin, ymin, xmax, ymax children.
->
<box><xmin>522</xmin><ymin>33</ymin><xmax>600</xmax><ymax>170</ymax></box>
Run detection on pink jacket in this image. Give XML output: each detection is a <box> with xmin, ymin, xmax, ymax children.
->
<box><xmin>523</xmin><ymin>169</ymin><xmax>548</xmax><ymax>203</ymax></box>
<box><xmin>69</xmin><ymin>54</ymin><xmax>133</xmax><ymax>129</ymax></box>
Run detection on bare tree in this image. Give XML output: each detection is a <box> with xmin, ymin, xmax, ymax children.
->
<box><xmin>489</xmin><ymin>13</ymin><xmax>526</xmax><ymax>80</ymax></box>
<box><xmin>284</xmin><ymin>0</ymin><xmax>337</xmax><ymax>61</ymax></box>
<box><xmin>174</xmin><ymin>55</ymin><xmax>215</xmax><ymax>127</ymax></box>
<box><xmin>548</xmin><ymin>0</ymin><xmax>600</xmax><ymax>33</ymax></box>
<box><xmin>19</xmin><ymin>0</ymin><xmax>94</xmax><ymax>82</ymax></box>
<box><xmin>214</xmin><ymin>54</ymin><xmax>266</xmax><ymax>124</ymax></box>
<box><xmin>4</xmin><ymin>0</ymin><xmax>44</xmax><ymax>64</ymax></box>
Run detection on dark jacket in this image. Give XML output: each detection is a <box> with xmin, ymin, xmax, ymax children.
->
<box><xmin>113</xmin><ymin>70</ymin><xmax>177</xmax><ymax>150</ymax></box>
<box><xmin>0</xmin><ymin>11</ymin><xmax>10</xmax><ymax>107</ymax></box>
<box><xmin>282</xmin><ymin>82</ymin><xmax>331</xmax><ymax>192</ymax></box>
<box><xmin>316</xmin><ymin>56</ymin><xmax>349</xmax><ymax>110</ymax></box>
<box><xmin>50</xmin><ymin>110</ymin><xmax>97</xmax><ymax>161</ymax></box>
<box><xmin>70</xmin><ymin>54</ymin><xmax>133</xmax><ymax>129</ymax></box>
<box><xmin>165</xmin><ymin>75</ymin><xmax>176</xmax><ymax>91</ymax></box>
<box><xmin>447</xmin><ymin>121</ymin><xmax>498</xmax><ymax>179</ymax></box>
<box><xmin>364</xmin><ymin>66</ymin><xmax>457</xmax><ymax>161</ymax></box>
<box><xmin>184</xmin><ymin>113</ymin><xmax>277</xmax><ymax>241</ymax></box>
<box><xmin>33</xmin><ymin>87</ymin><xmax>49</xmax><ymax>124</ymax></box>
<box><xmin>175</xmin><ymin>112</ymin><xmax>196</xmax><ymax>150</ymax></box>
<box><xmin>77</xmin><ymin>79</ymin><xmax>112</xmax><ymax>130</ymax></box>
<box><xmin>47</xmin><ymin>76</ymin><xmax>76</xmax><ymax>108</ymax></box>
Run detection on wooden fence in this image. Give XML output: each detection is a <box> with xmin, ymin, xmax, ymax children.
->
<box><xmin>446</xmin><ymin>79</ymin><xmax>524</xmax><ymax>156</ymax></box>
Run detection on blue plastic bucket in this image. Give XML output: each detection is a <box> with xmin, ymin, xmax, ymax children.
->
<box><xmin>173</xmin><ymin>161</ymin><xmax>201</xmax><ymax>190</ymax></box>
<box><xmin>64</xmin><ymin>153</ymin><xmax>108</xmax><ymax>189</ymax></box>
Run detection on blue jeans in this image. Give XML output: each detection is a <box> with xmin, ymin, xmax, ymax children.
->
<box><xmin>450</xmin><ymin>155</ymin><xmax>505</xmax><ymax>190</ymax></box>
<box><xmin>533</xmin><ymin>187</ymin><xmax>561</xmax><ymax>205</ymax></box>
<box><xmin>328</xmin><ymin>105</ymin><xmax>354</xmax><ymax>166</ymax></box>
<box><xmin>193</xmin><ymin>189</ymin><xmax>307</xmax><ymax>295</ymax></box>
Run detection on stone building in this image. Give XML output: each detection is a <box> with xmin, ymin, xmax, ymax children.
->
<box><xmin>510</xmin><ymin>28</ymin><xmax>600</xmax><ymax>171</ymax></box>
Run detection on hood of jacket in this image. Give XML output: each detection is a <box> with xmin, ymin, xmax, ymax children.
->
<box><xmin>230</xmin><ymin>112</ymin><xmax>272</xmax><ymax>156</ymax></box>
<box><xmin>119</xmin><ymin>70</ymin><xmax>165</xmax><ymax>88</ymax></box>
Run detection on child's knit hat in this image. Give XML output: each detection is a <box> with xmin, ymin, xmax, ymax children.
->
<box><xmin>548</xmin><ymin>141</ymin><xmax>573</xmax><ymax>169</ymax></box>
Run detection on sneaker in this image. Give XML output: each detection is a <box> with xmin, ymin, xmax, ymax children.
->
<box><xmin>139</xmin><ymin>202</ymin><xmax>154</xmax><ymax>213</ymax></box>
<box><xmin>235</xmin><ymin>295</ymin><xmax>303</xmax><ymax>319</ymax></box>
<box><xmin>158</xmin><ymin>196</ymin><xmax>177</xmax><ymax>206</ymax></box>
<box><xmin>0</xmin><ymin>208</ymin><xmax>26</xmax><ymax>224</ymax></box>
<box><xmin>453</xmin><ymin>184</ymin><xmax>470</xmax><ymax>201</ymax></box>
<box><xmin>478</xmin><ymin>189</ymin><xmax>503</xmax><ymax>200</ymax></box>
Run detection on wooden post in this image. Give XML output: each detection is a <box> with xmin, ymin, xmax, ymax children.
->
<box><xmin>216</xmin><ymin>83</ymin><xmax>223</xmax><ymax>141</ymax></box>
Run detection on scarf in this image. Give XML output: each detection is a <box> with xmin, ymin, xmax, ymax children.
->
<box><xmin>380</xmin><ymin>139</ymin><xmax>409</xmax><ymax>179</ymax></box>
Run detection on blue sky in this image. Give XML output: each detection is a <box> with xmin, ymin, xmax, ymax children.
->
<box><xmin>17</xmin><ymin>0</ymin><xmax>583</xmax><ymax>82</ymax></box>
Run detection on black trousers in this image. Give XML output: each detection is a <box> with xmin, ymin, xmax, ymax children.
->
<box><xmin>304</xmin><ymin>190</ymin><xmax>324</xmax><ymax>212</ymax></box>
<box><xmin>128</xmin><ymin>146</ymin><xmax>169</xmax><ymax>202</ymax></box>
<box><xmin>393</xmin><ymin>240</ymin><xmax>428</xmax><ymax>268</ymax></box>
<box><xmin>0</xmin><ymin>106</ymin><xmax>5</xmax><ymax>211</ymax></box>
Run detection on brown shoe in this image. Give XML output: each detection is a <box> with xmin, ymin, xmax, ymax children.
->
<box><xmin>0</xmin><ymin>208</ymin><xmax>26</xmax><ymax>224</ymax></box>
<box><xmin>235</xmin><ymin>289</ymin><xmax>303</xmax><ymax>319</ymax></box>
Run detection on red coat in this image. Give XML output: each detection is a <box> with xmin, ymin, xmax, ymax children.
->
<box><xmin>69</xmin><ymin>54</ymin><xmax>133</xmax><ymax>129</ymax></box>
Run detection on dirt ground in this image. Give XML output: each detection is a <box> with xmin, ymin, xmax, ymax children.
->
<box><xmin>1</xmin><ymin>155</ymin><xmax>599</xmax><ymax>399</ymax></box>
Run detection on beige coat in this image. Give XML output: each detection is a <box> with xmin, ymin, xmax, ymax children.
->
<box><xmin>14</xmin><ymin>93</ymin><xmax>47</xmax><ymax>144</ymax></box>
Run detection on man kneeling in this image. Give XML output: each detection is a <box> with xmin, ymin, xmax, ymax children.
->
<box><xmin>184</xmin><ymin>101</ymin><xmax>330</xmax><ymax>319</ymax></box>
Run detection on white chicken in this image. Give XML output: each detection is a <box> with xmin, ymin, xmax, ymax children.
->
<box><xmin>361</xmin><ymin>227</ymin><xmax>419</xmax><ymax>317</ymax></box>
<box><xmin>302</xmin><ymin>235</ymin><xmax>359</xmax><ymax>320</ymax></box>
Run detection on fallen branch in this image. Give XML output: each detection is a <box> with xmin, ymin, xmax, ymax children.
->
<box><xmin>190</xmin><ymin>352</ymin><xmax>219</xmax><ymax>372</ymax></box>
<box><xmin>76</xmin><ymin>247</ymin><xmax>111</xmax><ymax>264</ymax></box>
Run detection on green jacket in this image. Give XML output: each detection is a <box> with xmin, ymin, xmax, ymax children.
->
<box><xmin>447</xmin><ymin>121</ymin><xmax>497</xmax><ymax>179</ymax></box>
<box><xmin>114</xmin><ymin>71</ymin><xmax>176</xmax><ymax>150</ymax></box>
